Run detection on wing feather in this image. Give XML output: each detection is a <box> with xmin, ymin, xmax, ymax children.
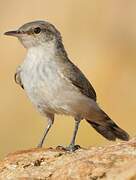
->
<box><xmin>63</xmin><ymin>60</ymin><xmax>97</xmax><ymax>101</ymax></box>
<box><xmin>14</xmin><ymin>66</ymin><xmax>24</xmax><ymax>89</ymax></box>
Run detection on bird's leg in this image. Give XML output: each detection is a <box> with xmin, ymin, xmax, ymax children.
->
<box><xmin>66</xmin><ymin>117</ymin><xmax>82</xmax><ymax>152</ymax></box>
<box><xmin>37</xmin><ymin>114</ymin><xmax>54</xmax><ymax>148</ymax></box>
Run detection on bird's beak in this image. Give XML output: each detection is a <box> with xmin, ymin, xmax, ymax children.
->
<box><xmin>4</xmin><ymin>30</ymin><xmax>22</xmax><ymax>37</ymax></box>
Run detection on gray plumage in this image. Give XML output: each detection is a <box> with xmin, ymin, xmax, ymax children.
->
<box><xmin>63</xmin><ymin>60</ymin><xmax>97</xmax><ymax>101</ymax></box>
<box><xmin>5</xmin><ymin>20</ymin><xmax>129</xmax><ymax>151</ymax></box>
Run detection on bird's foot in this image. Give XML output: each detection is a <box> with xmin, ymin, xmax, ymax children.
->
<box><xmin>37</xmin><ymin>142</ymin><xmax>43</xmax><ymax>148</ymax></box>
<box><xmin>65</xmin><ymin>144</ymin><xmax>81</xmax><ymax>152</ymax></box>
<box><xmin>56</xmin><ymin>144</ymin><xmax>80</xmax><ymax>152</ymax></box>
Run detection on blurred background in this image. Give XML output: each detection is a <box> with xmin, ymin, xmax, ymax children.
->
<box><xmin>0</xmin><ymin>0</ymin><xmax>136</xmax><ymax>159</ymax></box>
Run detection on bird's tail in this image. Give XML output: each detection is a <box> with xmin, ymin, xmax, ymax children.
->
<box><xmin>86</xmin><ymin>110</ymin><xmax>129</xmax><ymax>141</ymax></box>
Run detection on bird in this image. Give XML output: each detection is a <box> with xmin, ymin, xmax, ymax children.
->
<box><xmin>4</xmin><ymin>20</ymin><xmax>129</xmax><ymax>151</ymax></box>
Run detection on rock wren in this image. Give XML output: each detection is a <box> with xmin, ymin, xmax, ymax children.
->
<box><xmin>5</xmin><ymin>20</ymin><xmax>129</xmax><ymax>151</ymax></box>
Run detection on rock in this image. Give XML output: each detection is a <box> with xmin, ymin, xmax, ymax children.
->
<box><xmin>0</xmin><ymin>138</ymin><xmax>136</xmax><ymax>180</ymax></box>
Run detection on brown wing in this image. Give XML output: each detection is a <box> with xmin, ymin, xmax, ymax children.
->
<box><xmin>63</xmin><ymin>60</ymin><xmax>97</xmax><ymax>101</ymax></box>
<box><xmin>14</xmin><ymin>67</ymin><xmax>24</xmax><ymax>89</ymax></box>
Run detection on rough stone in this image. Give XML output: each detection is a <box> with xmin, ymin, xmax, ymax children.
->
<box><xmin>0</xmin><ymin>138</ymin><xmax>136</xmax><ymax>180</ymax></box>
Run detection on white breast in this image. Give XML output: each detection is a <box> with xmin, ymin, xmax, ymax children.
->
<box><xmin>20</xmin><ymin>46</ymin><xmax>78</xmax><ymax>114</ymax></box>
<box><xmin>20</xmin><ymin>47</ymin><xmax>52</xmax><ymax>104</ymax></box>
<box><xmin>20</xmin><ymin>45</ymin><xmax>98</xmax><ymax>118</ymax></box>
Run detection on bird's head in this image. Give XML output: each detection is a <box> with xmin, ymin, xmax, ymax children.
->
<box><xmin>4</xmin><ymin>20</ymin><xmax>62</xmax><ymax>49</ymax></box>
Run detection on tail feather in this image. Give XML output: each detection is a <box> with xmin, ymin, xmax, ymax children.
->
<box><xmin>86</xmin><ymin>114</ymin><xmax>129</xmax><ymax>141</ymax></box>
<box><xmin>109</xmin><ymin>122</ymin><xmax>129</xmax><ymax>141</ymax></box>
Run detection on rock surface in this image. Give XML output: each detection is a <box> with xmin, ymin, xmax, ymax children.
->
<box><xmin>0</xmin><ymin>138</ymin><xmax>136</xmax><ymax>180</ymax></box>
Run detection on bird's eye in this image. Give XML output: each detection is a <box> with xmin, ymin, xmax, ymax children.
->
<box><xmin>33</xmin><ymin>27</ymin><xmax>41</xmax><ymax>34</ymax></box>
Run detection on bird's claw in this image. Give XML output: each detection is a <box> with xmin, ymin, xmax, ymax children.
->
<box><xmin>56</xmin><ymin>144</ymin><xmax>80</xmax><ymax>152</ymax></box>
<box><xmin>65</xmin><ymin>144</ymin><xmax>80</xmax><ymax>152</ymax></box>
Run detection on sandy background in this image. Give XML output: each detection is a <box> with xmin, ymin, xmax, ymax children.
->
<box><xmin>0</xmin><ymin>0</ymin><xmax>136</xmax><ymax>159</ymax></box>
